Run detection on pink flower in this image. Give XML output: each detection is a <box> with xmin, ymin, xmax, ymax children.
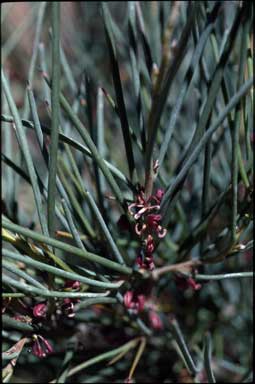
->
<box><xmin>64</xmin><ymin>280</ymin><xmax>81</xmax><ymax>290</ymax></box>
<box><xmin>61</xmin><ymin>297</ymin><xmax>80</xmax><ymax>318</ymax></box>
<box><xmin>129</xmin><ymin>201</ymin><xmax>160</xmax><ymax>221</ymax></box>
<box><xmin>187</xmin><ymin>277</ymin><xmax>202</xmax><ymax>290</ymax></box>
<box><xmin>33</xmin><ymin>303</ymin><xmax>47</xmax><ymax>318</ymax></box>
<box><xmin>31</xmin><ymin>334</ymin><xmax>53</xmax><ymax>358</ymax></box>
<box><xmin>147</xmin><ymin>213</ymin><xmax>161</xmax><ymax>227</ymax></box>
<box><xmin>61</xmin><ymin>281</ymin><xmax>81</xmax><ymax>317</ymax></box>
<box><xmin>135</xmin><ymin>214</ymin><xmax>167</xmax><ymax>239</ymax></box>
<box><xmin>155</xmin><ymin>188</ymin><xmax>164</xmax><ymax>202</ymax></box>
<box><xmin>145</xmin><ymin>235</ymin><xmax>155</xmax><ymax>253</ymax></box>
<box><xmin>148</xmin><ymin>310</ymin><xmax>163</xmax><ymax>330</ymax></box>
<box><xmin>147</xmin><ymin>214</ymin><xmax>167</xmax><ymax>238</ymax></box>
<box><xmin>136</xmin><ymin>253</ymin><xmax>155</xmax><ymax>271</ymax></box>
<box><xmin>136</xmin><ymin>236</ymin><xmax>155</xmax><ymax>270</ymax></box>
<box><xmin>123</xmin><ymin>291</ymin><xmax>145</xmax><ymax>314</ymax></box>
<box><xmin>135</xmin><ymin>222</ymin><xmax>147</xmax><ymax>236</ymax></box>
<box><xmin>128</xmin><ymin>187</ymin><xmax>161</xmax><ymax>221</ymax></box>
<box><xmin>175</xmin><ymin>275</ymin><xmax>201</xmax><ymax>291</ymax></box>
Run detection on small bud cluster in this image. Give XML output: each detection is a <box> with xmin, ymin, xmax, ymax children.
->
<box><xmin>128</xmin><ymin>186</ymin><xmax>167</xmax><ymax>271</ymax></box>
<box><xmin>12</xmin><ymin>280</ymin><xmax>82</xmax><ymax>359</ymax></box>
<box><xmin>123</xmin><ymin>290</ymin><xmax>163</xmax><ymax>330</ymax></box>
<box><xmin>32</xmin><ymin>280</ymin><xmax>81</xmax><ymax>322</ymax></box>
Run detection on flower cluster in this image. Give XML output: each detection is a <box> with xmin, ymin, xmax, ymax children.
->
<box><xmin>121</xmin><ymin>187</ymin><xmax>167</xmax><ymax>330</ymax></box>
<box><xmin>11</xmin><ymin>280</ymin><xmax>82</xmax><ymax>359</ymax></box>
<box><xmin>32</xmin><ymin>280</ymin><xmax>81</xmax><ymax>321</ymax></box>
<box><xmin>128</xmin><ymin>186</ymin><xmax>167</xmax><ymax>271</ymax></box>
<box><xmin>123</xmin><ymin>290</ymin><xmax>163</xmax><ymax>330</ymax></box>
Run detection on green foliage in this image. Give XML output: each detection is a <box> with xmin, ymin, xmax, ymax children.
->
<box><xmin>1</xmin><ymin>2</ymin><xmax>253</xmax><ymax>383</ymax></box>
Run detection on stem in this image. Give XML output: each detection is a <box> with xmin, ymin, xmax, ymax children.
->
<box><xmin>48</xmin><ymin>2</ymin><xmax>60</xmax><ymax>237</ymax></box>
<box><xmin>2</xmin><ymin>221</ymin><xmax>132</xmax><ymax>275</ymax></box>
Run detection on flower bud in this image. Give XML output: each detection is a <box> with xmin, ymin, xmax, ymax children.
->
<box><xmin>33</xmin><ymin>303</ymin><xmax>47</xmax><ymax>318</ymax></box>
<box><xmin>31</xmin><ymin>334</ymin><xmax>53</xmax><ymax>358</ymax></box>
<box><xmin>149</xmin><ymin>310</ymin><xmax>163</xmax><ymax>330</ymax></box>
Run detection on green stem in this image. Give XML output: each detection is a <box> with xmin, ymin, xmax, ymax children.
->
<box><xmin>3</xmin><ymin>260</ymin><xmax>46</xmax><ymax>290</ymax></box>
<box><xmin>161</xmin><ymin>76</ymin><xmax>254</xmax><ymax>225</ymax></box>
<box><xmin>1</xmin><ymin>114</ymin><xmax>131</xmax><ymax>188</ymax></box>
<box><xmin>3</xmin><ymin>249</ymin><xmax>124</xmax><ymax>289</ymax></box>
<box><xmin>75</xmin><ymin>297</ymin><xmax>117</xmax><ymax>311</ymax></box>
<box><xmin>48</xmin><ymin>2</ymin><xmax>61</xmax><ymax>237</ymax></box>
<box><xmin>61</xmin><ymin>150</ymin><xmax>125</xmax><ymax>265</ymax></box>
<box><xmin>2</xmin><ymin>221</ymin><xmax>132</xmax><ymax>275</ymax></box>
<box><xmin>2</xmin><ymin>275</ymin><xmax>111</xmax><ymax>299</ymax></box>
<box><xmin>190</xmin><ymin>272</ymin><xmax>253</xmax><ymax>281</ymax></box>
<box><xmin>1</xmin><ymin>70</ymin><xmax>49</xmax><ymax>238</ymax></box>
<box><xmin>204</xmin><ymin>333</ymin><xmax>216</xmax><ymax>383</ymax></box>
<box><xmin>2</xmin><ymin>314</ymin><xmax>34</xmax><ymax>332</ymax></box>
<box><xmin>169</xmin><ymin>318</ymin><xmax>198</xmax><ymax>375</ymax></box>
<box><xmin>43</xmin><ymin>75</ymin><xmax>126</xmax><ymax>209</ymax></box>
<box><xmin>62</xmin><ymin>339</ymin><xmax>138</xmax><ymax>379</ymax></box>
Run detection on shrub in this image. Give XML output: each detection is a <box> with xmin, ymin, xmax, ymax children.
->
<box><xmin>2</xmin><ymin>2</ymin><xmax>253</xmax><ymax>383</ymax></box>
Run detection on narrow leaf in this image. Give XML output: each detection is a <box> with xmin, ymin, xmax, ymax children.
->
<box><xmin>48</xmin><ymin>2</ymin><xmax>61</xmax><ymax>237</ymax></box>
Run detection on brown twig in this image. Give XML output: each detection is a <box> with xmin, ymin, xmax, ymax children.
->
<box><xmin>152</xmin><ymin>259</ymin><xmax>202</xmax><ymax>280</ymax></box>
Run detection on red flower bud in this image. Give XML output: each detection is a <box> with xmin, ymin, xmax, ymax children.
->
<box><xmin>145</xmin><ymin>235</ymin><xmax>155</xmax><ymax>253</ymax></box>
<box><xmin>155</xmin><ymin>188</ymin><xmax>164</xmax><ymax>201</ymax></box>
<box><xmin>175</xmin><ymin>275</ymin><xmax>201</xmax><ymax>291</ymax></box>
<box><xmin>33</xmin><ymin>303</ymin><xmax>47</xmax><ymax>318</ymax></box>
<box><xmin>123</xmin><ymin>291</ymin><xmax>145</xmax><ymax>314</ymax></box>
<box><xmin>136</xmin><ymin>253</ymin><xmax>155</xmax><ymax>271</ymax></box>
<box><xmin>31</xmin><ymin>334</ymin><xmax>53</xmax><ymax>358</ymax></box>
<box><xmin>187</xmin><ymin>277</ymin><xmax>201</xmax><ymax>291</ymax></box>
<box><xmin>149</xmin><ymin>310</ymin><xmax>163</xmax><ymax>330</ymax></box>
<box><xmin>147</xmin><ymin>214</ymin><xmax>162</xmax><ymax>226</ymax></box>
<box><xmin>61</xmin><ymin>297</ymin><xmax>79</xmax><ymax>318</ymax></box>
<box><xmin>64</xmin><ymin>280</ymin><xmax>81</xmax><ymax>290</ymax></box>
<box><xmin>137</xmin><ymin>295</ymin><xmax>145</xmax><ymax>312</ymax></box>
<box><xmin>123</xmin><ymin>291</ymin><xmax>133</xmax><ymax>309</ymax></box>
